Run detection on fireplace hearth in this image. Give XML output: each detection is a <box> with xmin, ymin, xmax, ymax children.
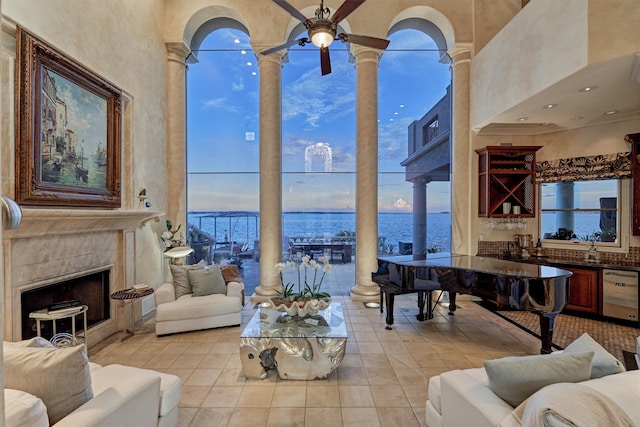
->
<box><xmin>21</xmin><ymin>270</ymin><xmax>110</xmax><ymax>340</ymax></box>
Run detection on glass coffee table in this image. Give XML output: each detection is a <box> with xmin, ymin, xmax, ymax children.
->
<box><xmin>240</xmin><ymin>302</ymin><xmax>347</xmax><ymax>380</ymax></box>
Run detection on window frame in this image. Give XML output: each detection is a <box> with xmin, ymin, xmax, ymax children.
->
<box><xmin>538</xmin><ymin>178</ymin><xmax>631</xmax><ymax>253</ymax></box>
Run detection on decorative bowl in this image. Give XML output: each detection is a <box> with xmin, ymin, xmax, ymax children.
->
<box><xmin>268</xmin><ymin>297</ymin><xmax>331</xmax><ymax>316</ymax></box>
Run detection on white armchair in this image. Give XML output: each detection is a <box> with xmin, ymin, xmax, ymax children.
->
<box><xmin>154</xmin><ymin>263</ymin><xmax>244</xmax><ymax>336</ymax></box>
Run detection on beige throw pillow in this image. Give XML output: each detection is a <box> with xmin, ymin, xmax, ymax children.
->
<box><xmin>170</xmin><ymin>259</ymin><xmax>204</xmax><ymax>299</ymax></box>
<box><xmin>188</xmin><ymin>265</ymin><xmax>227</xmax><ymax>296</ymax></box>
<box><xmin>563</xmin><ymin>332</ymin><xmax>625</xmax><ymax>378</ymax></box>
<box><xmin>484</xmin><ymin>351</ymin><xmax>594</xmax><ymax>407</ymax></box>
<box><xmin>3</xmin><ymin>344</ymin><xmax>93</xmax><ymax>424</ymax></box>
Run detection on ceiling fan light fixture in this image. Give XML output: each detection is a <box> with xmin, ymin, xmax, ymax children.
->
<box><xmin>309</xmin><ymin>23</ymin><xmax>335</xmax><ymax>48</ymax></box>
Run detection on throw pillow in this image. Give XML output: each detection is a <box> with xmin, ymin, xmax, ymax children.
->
<box><xmin>220</xmin><ymin>264</ymin><xmax>242</xmax><ymax>283</ymax></box>
<box><xmin>563</xmin><ymin>332</ymin><xmax>625</xmax><ymax>378</ymax></box>
<box><xmin>188</xmin><ymin>265</ymin><xmax>227</xmax><ymax>296</ymax></box>
<box><xmin>170</xmin><ymin>259</ymin><xmax>204</xmax><ymax>299</ymax></box>
<box><xmin>3</xmin><ymin>344</ymin><xmax>93</xmax><ymax>424</ymax></box>
<box><xmin>484</xmin><ymin>351</ymin><xmax>594</xmax><ymax>407</ymax></box>
<box><xmin>4</xmin><ymin>337</ymin><xmax>55</xmax><ymax>348</ymax></box>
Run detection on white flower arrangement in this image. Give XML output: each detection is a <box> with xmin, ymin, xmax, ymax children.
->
<box><xmin>275</xmin><ymin>255</ymin><xmax>331</xmax><ymax>301</ymax></box>
<box><xmin>161</xmin><ymin>219</ymin><xmax>185</xmax><ymax>251</ymax></box>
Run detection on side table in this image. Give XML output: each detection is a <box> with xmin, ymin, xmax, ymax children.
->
<box><xmin>29</xmin><ymin>305</ymin><xmax>88</xmax><ymax>347</ymax></box>
<box><xmin>110</xmin><ymin>288</ymin><xmax>154</xmax><ymax>340</ymax></box>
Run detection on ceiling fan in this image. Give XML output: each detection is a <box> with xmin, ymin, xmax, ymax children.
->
<box><xmin>261</xmin><ymin>0</ymin><xmax>390</xmax><ymax>75</ymax></box>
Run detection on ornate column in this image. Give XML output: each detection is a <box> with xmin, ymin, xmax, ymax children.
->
<box><xmin>251</xmin><ymin>48</ymin><xmax>285</xmax><ymax>302</ymax></box>
<box><xmin>350</xmin><ymin>47</ymin><xmax>382</xmax><ymax>301</ymax></box>
<box><xmin>165</xmin><ymin>42</ymin><xmax>191</xmax><ymax>229</ymax></box>
<box><xmin>448</xmin><ymin>44</ymin><xmax>473</xmax><ymax>255</ymax></box>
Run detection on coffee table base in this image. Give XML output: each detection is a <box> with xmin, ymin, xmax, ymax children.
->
<box><xmin>240</xmin><ymin>336</ymin><xmax>346</xmax><ymax>380</ymax></box>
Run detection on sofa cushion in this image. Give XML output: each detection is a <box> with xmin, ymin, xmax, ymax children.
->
<box><xmin>155</xmin><ymin>293</ymin><xmax>242</xmax><ymax>322</ymax></box>
<box><xmin>5</xmin><ymin>388</ymin><xmax>48</xmax><ymax>427</ymax></box>
<box><xmin>170</xmin><ymin>260</ymin><xmax>204</xmax><ymax>299</ymax></box>
<box><xmin>483</xmin><ymin>351</ymin><xmax>594</xmax><ymax>407</ymax></box>
<box><xmin>563</xmin><ymin>332</ymin><xmax>625</xmax><ymax>378</ymax></box>
<box><xmin>189</xmin><ymin>265</ymin><xmax>227</xmax><ymax>296</ymax></box>
<box><xmin>3</xmin><ymin>344</ymin><xmax>93</xmax><ymax>424</ymax></box>
<box><xmin>428</xmin><ymin>366</ymin><xmax>486</xmax><ymax>414</ymax></box>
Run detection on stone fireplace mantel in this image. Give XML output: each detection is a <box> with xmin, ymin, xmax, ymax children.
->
<box><xmin>4</xmin><ymin>209</ymin><xmax>164</xmax><ymax>344</ymax></box>
<box><xmin>3</xmin><ymin>209</ymin><xmax>164</xmax><ymax>239</ymax></box>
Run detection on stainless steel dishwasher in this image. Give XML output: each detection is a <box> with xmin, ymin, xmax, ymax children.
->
<box><xmin>602</xmin><ymin>269</ymin><xmax>638</xmax><ymax>323</ymax></box>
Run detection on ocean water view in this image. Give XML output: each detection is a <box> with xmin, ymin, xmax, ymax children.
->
<box><xmin>187</xmin><ymin>211</ymin><xmax>453</xmax><ymax>254</ymax></box>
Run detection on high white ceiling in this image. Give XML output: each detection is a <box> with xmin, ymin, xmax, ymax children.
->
<box><xmin>475</xmin><ymin>53</ymin><xmax>640</xmax><ymax>135</ymax></box>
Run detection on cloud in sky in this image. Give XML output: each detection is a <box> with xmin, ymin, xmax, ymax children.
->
<box><xmin>202</xmin><ymin>97</ymin><xmax>241</xmax><ymax>114</ymax></box>
<box><xmin>282</xmin><ymin>57</ymin><xmax>355</xmax><ymax>129</ymax></box>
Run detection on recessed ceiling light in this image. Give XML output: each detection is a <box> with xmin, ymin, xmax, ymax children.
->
<box><xmin>246</xmin><ymin>61</ymin><xmax>252</xmax><ymax>66</ymax></box>
<box><xmin>578</xmin><ymin>86</ymin><xmax>598</xmax><ymax>92</ymax></box>
<box><xmin>251</xmin><ymin>71</ymin><xmax>257</xmax><ymax>76</ymax></box>
<box><xmin>234</xmin><ymin>38</ymin><xmax>240</xmax><ymax>44</ymax></box>
<box><xmin>516</xmin><ymin>117</ymin><xmax>529</xmax><ymax>122</ymax></box>
<box><xmin>570</xmin><ymin>116</ymin><xmax>584</xmax><ymax>121</ymax></box>
<box><xmin>543</xmin><ymin>103</ymin><xmax>558</xmax><ymax>109</ymax></box>
<box><xmin>604</xmin><ymin>110</ymin><xmax>618</xmax><ymax>115</ymax></box>
<box><xmin>394</xmin><ymin>112</ymin><xmax>398</xmax><ymax>115</ymax></box>
<box><xmin>240</xmin><ymin>50</ymin><xmax>247</xmax><ymax>55</ymax></box>
<box><xmin>399</xmin><ymin>104</ymin><xmax>405</xmax><ymax>108</ymax></box>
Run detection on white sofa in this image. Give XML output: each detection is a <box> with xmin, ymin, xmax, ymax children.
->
<box><xmin>426</xmin><ymin>367</ymin><xmax>640</xmax><ymax>427</ymax></box>
<box><xmin>426</xmin><ymin>333</ymin><xmax>639</xmax><ymax>427</ymax></box>
<box><xmin>155</xmin><ymin>262</ymin><xmax>244</xmax><ymax>335</ymax></box>
<box><xmin>4</xmin><ymin>341</ymin><xmax>182</xmax><ymax>427</ymax></box>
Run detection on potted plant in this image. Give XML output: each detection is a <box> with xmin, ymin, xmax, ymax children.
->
<box><xmin>272</xmin><ymin>255</ymin><xmax>331</xmax><ymax>315</ymax></box>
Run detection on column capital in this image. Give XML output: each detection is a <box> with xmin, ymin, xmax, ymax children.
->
<box><xmin>256</xmin><ymin>51</ymin><xmax>286</xmax><ymax>69</ymax></box>
<box><xmin>166</xmin><ymin>42</ymin><xmax>192</xmax><ymax>65</ymax></box>
<box><xmin>350</xmin><ymin>45</ymin><xmax>383</xmax><ymax>64</ymax></box>
<box><xmin>447</xmin><ymin>43</ymin><xmax>472</xmax><ymax>65</ymax></box>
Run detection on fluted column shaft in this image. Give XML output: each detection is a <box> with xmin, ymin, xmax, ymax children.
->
<box><xmin>350</xmin><ymin>48</ymin><xmax>381</xmax><ymax>301</ymax></box>
<box><xmin>252</xmin><ymin>52</ymin><xmax>284</xmax><ymax>301</ymax></box>
<box><xmin>449</xmin><ymin>45</ymin><xmax>472</xmax><ymax>255</ymax></box>
<box><xmin>166</xmin><ymin>42</ymin><xmax>191</xmax><ymax>229</ymax></box>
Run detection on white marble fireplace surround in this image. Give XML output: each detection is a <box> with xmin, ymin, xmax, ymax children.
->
<box><xmin>3</xmin><ymin>209</ymin><xmax>161</xmax><ymax>346</ymax></box>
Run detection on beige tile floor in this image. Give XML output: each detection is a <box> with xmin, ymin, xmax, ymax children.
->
<box><xmin>89</xmin><ymin>294</ymin><xmax>545</xmax><ymax>427</ymax></box>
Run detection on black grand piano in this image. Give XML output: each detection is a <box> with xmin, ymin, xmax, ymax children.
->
<box><xmin>372</xmin><ymin>254</ymin><xmax>572</xmax><ymax>353</ymax></box>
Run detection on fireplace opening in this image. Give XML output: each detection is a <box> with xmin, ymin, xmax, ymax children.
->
<box><xmin>21</xmin><ymin>270</ymin><xmax>110</xmax><ymax>340</ymax></box>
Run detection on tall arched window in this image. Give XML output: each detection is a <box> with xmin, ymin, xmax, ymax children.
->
<box><xmin>186</xmin><ymin>29</ymin><xmax>260</xmax><ymax>272</ymax></box>
<box><xmin>378</xmin><ymin>28</ymin><xmax>452</xmax><ymax>256</ymax></box>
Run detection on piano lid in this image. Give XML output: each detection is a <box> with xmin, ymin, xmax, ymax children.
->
<box><xmin>377</xmin><ymin>254</ymin><xmax>572</xmax><ymax>280</ymax></box>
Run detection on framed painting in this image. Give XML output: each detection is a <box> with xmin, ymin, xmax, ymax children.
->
<box><xmin>15</xmin><ymin>27</ymin><xmax>122</xmax><ymax>208</ymax></box>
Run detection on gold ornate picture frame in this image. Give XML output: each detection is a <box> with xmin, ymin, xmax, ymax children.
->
<box><xmin>15</xmin><ymin>27</ymin><xmax>121</xmax><ymax>208</ymax></box>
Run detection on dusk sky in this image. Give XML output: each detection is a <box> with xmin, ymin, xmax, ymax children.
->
<box><xmin>187</xmin><ymin>27</ymin><xmax>451</xmax><ymax>213</ymax></box>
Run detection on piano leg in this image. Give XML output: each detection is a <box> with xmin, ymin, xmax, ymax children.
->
<box><xmin>385</xmin><ymin>292</ymin><xmax>395</xmax><ymax>330</ymax></box>
<box><xmin>417</xmin><ymin>291</ymin><xmax>425</xmax><ymax>321</ymax></box>
<box><xmin>425</xmin><ymin>290</ymin><xmax>434</xmax><ymax>320</ymax></box>
<box><xmin>538</xmin><ymin>312</ymin><xmax>558</xmax><ymax>354</ymax></box>
<box><xmin>448</xmin><ymin>291</ymin><xmax>457</xmax><ymax>315</ymax></box>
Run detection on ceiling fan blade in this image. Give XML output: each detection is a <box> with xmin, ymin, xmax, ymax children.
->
<box><xmin>340</xmin><ymin>33</ymin><xmax>390</xmax><ymax>50</ymax></box>
<box><xmin>273</xmin><ymin>0</ymin><xmax>311</xmax><ymax>25</ymax></box>
<box><xmin>261</xmin><ymin>39</ymin><xmax>302</xmax><ymax>55</ymax></box>
<box><xmin>320</xmin><ymin>46</ymin><xmax>332</xmax><ymax>75</ymax></box>
<box><xmin>331</xmin><ymin>0</ymin><xmax>366</xmax><ymax>24</ymax></box>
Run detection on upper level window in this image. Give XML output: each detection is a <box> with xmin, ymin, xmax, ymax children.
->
<box><xmin>423</xmin><ymin>117</ymin><xmax>438</xmax><ymax>145</ymax></box>
<box><xmin>540</xmin><ymin>180</ymin><xmax>620</xmax><ymax>244</ymax></box>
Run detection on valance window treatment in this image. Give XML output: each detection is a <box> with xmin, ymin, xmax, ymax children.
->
<box><xmin>536</xmin><ymin>152</ymin><xmax>631</xmax><ymax>183</ymax></box>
